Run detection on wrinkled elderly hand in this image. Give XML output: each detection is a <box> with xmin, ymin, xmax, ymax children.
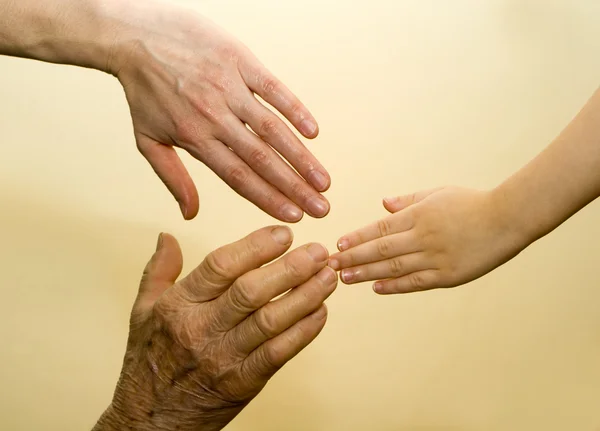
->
<box><xmin>329</xmin><ymin>187</ymin><xmax>526</xmax><ymax>294</ymax></box>
<box><xmin>109</xmin><ymin>0</ymin><xmax>330</xmax><ymax>221</ymax></box>
<box><xmin>94</xmin><ymin>226</ymin><xmax>337</xmax><ymax>431</ymax></box>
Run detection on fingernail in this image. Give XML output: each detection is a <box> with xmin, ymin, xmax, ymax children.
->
<box><xmin>341</xmin><ymin>269</ymin><xmax>356</xmax><ymax>283</ymax></box>
<box><xmin>306</xmin><ymin>196</ymin><xmax>329</xmax><ymax>218</ymax></box>
<box><xmin>308</xmin><ymin>170</ymin><xmax>329</xmax><ymax>191</ymax></box>
<box><xmin>300</xmin><ymin>119</ymin><xmax>317</xmax><ymax>137</ymax></box>
<box><xmin>328</xmin><ymin>258</ymin><xmax>340</xmax><ymax>271</ymax></box>
<box><xmin>307</xmin><ymin>243</ymin><xmax>328</xmax><ymax>262</ymax></box>
<box><xmin>383</xmin><ymin>197</ymin><xmax>397</xmax><ymax>206</ymax></box>
<box><xmin>311</xmin><ymin>306</ymin><xmax>327</xmax><ymax>320</ymax></box>
<box><xmin>337</xmin><ymin>238</ymin><xmax>350</xmax><ymax>252</ymax></box>
<box><xmin>373</xmin><ymin>282</ymin><xmax>383</xmax><ymax>293</ymax></box>
<box><xmin>156</xmin><ymin>233</ymin><xmax>164</xmax><ymax>251</ymax></box>
<box><xmin>271</xmin><ymin>226</ymin><xmax>292</xmax><ymax>245</ymax></box>
<box><xmin>317</xmin><ymin>267</ymin><xmax>336</xmax><ymax>284</ymax></box>
<box><xmin>281</xmin><ymin>204</ymin><xmax>303</xmax><ymax>222</ymax></box>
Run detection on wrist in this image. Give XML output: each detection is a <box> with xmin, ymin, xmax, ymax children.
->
<box><xmin>0</xmin><ymin>0</ymin><xmax>129</xmax><ymax>74</ymax></box>
<box><xmin>93</xmin><ymin>374</ymin><xmax>238</xmax><ymax>431</ymax></box>
<box><xmin>488</xmin><ymin>184</ymin><xmax>539</xmax><ymax>250</ymax></box>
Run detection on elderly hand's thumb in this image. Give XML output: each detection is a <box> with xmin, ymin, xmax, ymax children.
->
<box><xmin>133</xmin><ymin>233</ymin><xmax>183</xmax><ymax>318</ymax></box>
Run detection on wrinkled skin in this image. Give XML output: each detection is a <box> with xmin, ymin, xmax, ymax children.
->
<box><xmin>94</xmin><ymin>226</ymin><xmax>337</xmax><ymax>430</ymax></box>
<box><xmin>109</xmin><ymin>0</ymin><xmax>331</xmax><ymax>222</ymax></box>
<box><xmin>329</xmin><ymin>187</ymin><xmax>527</xmax><ymax>294</ymax></box>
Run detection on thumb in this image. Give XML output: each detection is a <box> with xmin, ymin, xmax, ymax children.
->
<box><xmin>137</xmin><ymin>134</ymin><xmax>200</xmax><ymax>220</ymax></box>
<box><xmin>383</xmin><ymin>187</ymin><xmax>443</xmax><ymax>213</ymax></box>
<box><xmin>132</xmin><ymin>233</ymin><xmax>183</xmax><ymax>320</ymax></box>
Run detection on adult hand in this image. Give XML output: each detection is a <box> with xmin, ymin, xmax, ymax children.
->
<box><xmin>94</xmin><ymin>226</ymin><xmax>337</xmax><ymax>431</ymax></box>
<box><xmin>329</xmin><ymin>187</ymin><xmax>528</xmax><ymax>294</ymax></box>
<box><xmin>110</xmin><ymin>0</ymin><xmax>330</xmax><ymax>221</ymax></box>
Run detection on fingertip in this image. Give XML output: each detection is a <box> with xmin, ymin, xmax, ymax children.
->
<box><xmin>382</xmin><ymin>197</ymin><xmax>399</xmax><ymax>213</ymax></box>
<box><xmin>307</xmin><ymin>170</ymin><xmax>330</xmax><ymax>193</ymax></box>
<box><xmin>316</xmin><ymin>266</ymin><xmax>338</xmax><ymax>286</ymax></box>
<box><xmin>310</xmin><ymin>304</ymin><xmax>328</xmax><ymax>321</ymax></box>
<box><xmin>340</xmin><ymin>269</ymin><xmax>356</xmax><ymax>284</ymax></box>
<box><xmin>373</xmin><ymin>282</ymin><xmax>386</xmax><ymax>294</ymax></box>
<box><xmin>306</xmin><ymin>196</ymin><xmax>330</xmax><ymax>219</ymax></box>
<box><xmin>299</xmin><ymin>118</ymin><xmax>319</xmax><ymax>139</ymax></box>
<box><xmin>328</xmin><ymin>257</ymin><xmax>340</xmax><ymax>271</ymax></box>
<box><xmin>281</xmin><ymin>204</ymin><xmax>304</xmax><ymax>223</ymax></box>
<box><xmin>306</xmin><ymin>242</ymin><xmax>330</xmax><ymax>262</ymax></box>
<box><xmin>271</xmin><ymin>225</ymin><xmax>294</xmax><ymax>246</ymax></box>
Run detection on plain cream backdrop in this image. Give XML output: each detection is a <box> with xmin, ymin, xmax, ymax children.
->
<box><xmin>1</xmin><ymin>0</ymin><xmax>600</xmax><ymax>429</ymax></box>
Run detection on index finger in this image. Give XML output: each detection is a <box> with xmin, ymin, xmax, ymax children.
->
<box><xmin>335</xmin><ymin>211</ymin><xmax>414</xmax><ymax>253</ymax></box>
<box><xmin>175</xmin><ymin>225</ymin><xmax>294</xmax><ymax>302</ymax></box>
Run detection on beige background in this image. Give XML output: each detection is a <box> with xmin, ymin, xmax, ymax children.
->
<box><xmin>1</xmin><ymin>0</ymin><xmax>600</xmax><ymax>429</ymax></box>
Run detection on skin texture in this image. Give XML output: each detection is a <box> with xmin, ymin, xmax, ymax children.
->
<box><xmin>0</xmin><ymin>0</ymin><xmax>330</xmax><ymax>222</ymax></box>
<box><xmin>93</xmin><ymin>226</ymin><xmax>337</xmax><ymax>431</ymax></box>
<box><xmin>330</xmin><ymin>86</ymin><xmax>600</xmax><ymax>294</ymax></box>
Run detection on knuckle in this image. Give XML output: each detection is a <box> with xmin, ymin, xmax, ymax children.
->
<box><xmin>191</xmin><ymin>97</ymin><xmax>221</xmax><ymax>124</ymax></box>
<box><xmin>290</xmin><ymin>180</ymin><xmax>308</xmax><ymax>198</ymax></box>
<box><xmin>254</xmin><ymin>309</ymin><xmax>279</xmax><ymax>339</ymax></box>
<box><xmin>173</xmin><ymin>117</ymin><xmax>197</xmax><ymax>144</ymax></box>
<box><xmin>261</xmin><ymin>76</ymin><xmax>280</xmax><ymax>96</ymax></box>
<box><xmin>388</xmin><ymin>257</ymin><xmax>404</xmax><ymax>276</ymax></box>
<box><xmin>245</xmin><ymin>235</ymin><xmax>266</xmax><ymax>259</ymax></box>
<box><xmin>204</xmin><ymin>250</ymin><xmax>233</xmax><ymax>280</ymax></box>
<box><xmin>258</xmin><ymin>117</ymin><xmax>278</xmax><ymax>137</ymax></box>
<box><xmin>231</xmin><ymin>278</ymin><xmax>259</xmax><ymax>311</ymax></box>
<box><xmin>218</xmin><ymin>43</ymin><xmax>240</xmax><ymax>63</ymax></box>
<box><xmin>284</xmin><ymin>256</ymin><xmax>307</xmax><ymax>279</ymax></box>
<box><xmin>289</xmin><ymin>101</ymin><xmax>304</xmax><ymax>116</ymax></box>
<box><xmin>224</xmin><ymin>165</ymin><xmax>250</xmax><ymax>190</ymax></box>
<box><xmin>376</xmin><ymin>238</ymin><xmax>392</xmax><ymax>258</ymax></box>
<box><xmin>377</xmin><ymin>219</ymin><xmax>391</xmax><ymax>237</ymax></box>
<box><xmin>259</xmin><ymin>344</ymin><xmax>282</xmax><ymax>373</ymax></box>
<box><xmin>296</xmin><ymin>155</ymin><xmax>313</xmax><ymax>171</ymax></box>
<box><xmin>208</xmin><ymin>74</ymin><xmax>228</xmax><ymax>93</ymax></box>
<box><xmin>152</xmin><ymin>298</ymin><xmax>177</xmax><ymax>327</ymax></box>
<box><xmin>247</xmin><ymin>148</ymin><xmax>271</xmax><ymax>170</ymax></box>
<box><xmin>409</xmin><ymin>273</ymin><xmax>427</xmax><ymax>290</ymax></box>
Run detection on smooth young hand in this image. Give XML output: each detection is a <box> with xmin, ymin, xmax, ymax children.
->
<box><xmin>329</xmin><ymin>187</ymin><xmax>529</xmax><ymax>294</ymax></box>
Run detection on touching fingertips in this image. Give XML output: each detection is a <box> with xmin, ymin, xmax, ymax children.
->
<box><xmin>271</xmin><ymin>226</ymin><xmax>293</xmax><ymax>245</ymax></box>
<box><xmin>281</xmin><ymin>204</ymin><xmax>303</xmax><ymax>222</ymax></box>
<box><xmin>328</xmin><ymin>257</ymin><xmax>340</xmax><ymax>271</ymax></box>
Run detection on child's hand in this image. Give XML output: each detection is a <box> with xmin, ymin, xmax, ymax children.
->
<box><xmin>329</xmin><ymin>187</ymin><xmax>528</xmax><ymax>294</ymax></box>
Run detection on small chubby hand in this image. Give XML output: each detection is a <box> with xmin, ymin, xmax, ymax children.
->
<box><xmin>329</xmin><ymin>187</ymin><xmax>528</xmax><ymax>294</ymax></box>
<box><xmin>94</xmin><ymin>226</ymin><xmax>337</xmax><ymax>431</ymax></box>
<box><xmin>111</xmin><ymin>1</ymin><xmax>330</xmax><ymax>221</ymax></box>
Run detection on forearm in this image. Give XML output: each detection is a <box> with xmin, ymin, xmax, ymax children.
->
<box><xmin>0</xmin><ymin>0</ymin><xmax>126</xmax><ymax>72</ymax></box>
<box><xmin>493</xmin><ymin>86</ymin><xmax>600</xmax><ymax>245</ymax></box>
